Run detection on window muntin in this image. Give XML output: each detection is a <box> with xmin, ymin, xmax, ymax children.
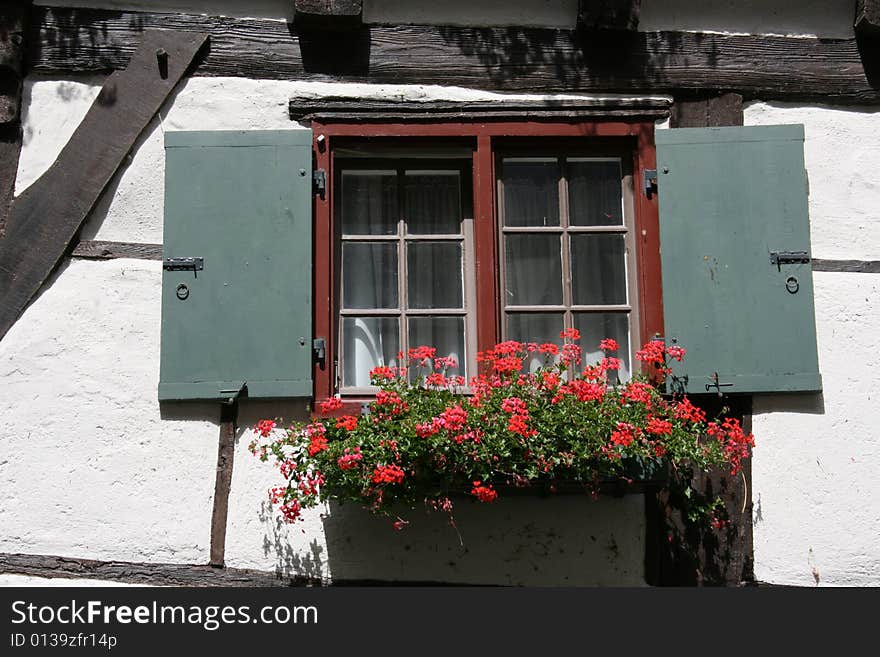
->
<box><xmin>338</xmin><ymin>163</ymin><xmax>474</xmax><ymax>391</ymax></box>
<box><xmin>498</xmin><ymin>155</ymin><xmax>638</xmax><ymax>381</ymax></box>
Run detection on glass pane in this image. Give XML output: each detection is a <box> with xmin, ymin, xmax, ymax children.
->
<box><xmin>342</xmin><ymin>317</ymin><xmax>400</xmax><ymax>388</ymax></box>
<box><xmin>408</xmin><ymin>316</ymin><xmax>466</xmax><ymax>379</ymax></box>
<box><xmin>407</xmin><ymin>242</ymin><xmax>463</xmax><ymax>309</ymax></box>
<box><xmin>405</xmin><ymin>171</ymin><xmax>461</xmax><ymax>235</ymax></box>
<box><xmin>570</xmin><ymin>234</ymin><xmax>628</xmax><ymax>305</ymax></box>
<box><xmin>502</xmin><ymin>158</ymin><xmax>560</xmax><ymax>227</ymax></box>
<box><xmin>507</xmin><ymin>313</ymin><xmax>564</xmax><ymax>373</ymax></box>
<box><xmin>341</xmin><ymin>171</ymin><xmax>397</xmax><ymax>235</ymax></box>
<box><xmin>342</xmin><ymin>242</ymin><xmax>398</xmax><ymax>309</ymax></box>
<box><xmin>574</xmin><ymin>312</ymin><xmax>631</xmax><ymax>384</ymax></box>
<box><xmin>568</xmin><ymin>159</ymin><xmax>623</xmax><ymax>226</ymax></box>
<box><xmin>504</xmin><ymin>233</ymin><xmax>562</xmax><ymax>306</ymax></box>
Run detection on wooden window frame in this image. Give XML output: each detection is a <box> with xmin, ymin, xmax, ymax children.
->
<box><xmin>335</xmin><ymin>158</ymin><xmax>476</xmax><ymax>394</ymax></box>
<box><xmin>311</xmin><ymin>120</ymin><xmax>662</xmax><ymax>412</ymax></box>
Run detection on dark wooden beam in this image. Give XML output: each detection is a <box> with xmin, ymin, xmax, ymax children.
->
<box><xmin>0</xmin><ymin>29</ymin><xmax>207</xmax><ymax>341</ymax></box>
<box><xmin>290</xmin><ymin>96</ymin><xmax>671</xmax><ymax>121</ymax></box>
<box><xmin>71</xmin><ymin>240</ymin><xmax>162</xmax><ymax>260</ymax></box>
<box><xmin>578</xmin><ymin>0</ymin><xmax>641</xmax><ymax>31</ymax></box>
<box><xmin>27</xmin><ymin>6</ymin><xmax>880</xmax><ymax>104</ymax></box>
<box><xmin>0</xmin><ymin>0</ymin><xmax>28</xmax><ymax>77</ymax></box>
<box><xmin>294</xmin><ymin>0</ymin><xmax>362</xmax><ymax>30</ymax></box>
<box><xmin>0</xmin><ymin>552</ymin><xmax>321</xmax><ymax>586</ymax></box>
<box><xmin>670</xmin><ymin>93</ymin><xmax>743</xmax><ymax>128</ymax></box>
<box><xmin>209</xmin><ymin>403</ymin><xmax>237</xmax><ymax>567</ymax></box>
<box><xmin>856</xmin><ymin>0</ymin><xmax>880</xmax><ymax>38</ymax></box>
<box><xmin>0</xmin><ymin>123</ymin><xmax>20</xmax><ymax>238</ymax></box>
<box><xmin>812</xmin><ymin>258</ymin><xmax>880</xmax><ymax>273</ymax></box>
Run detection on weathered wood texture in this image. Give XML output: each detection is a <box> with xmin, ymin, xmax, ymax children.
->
<box><xmin>0</xmin><ymin>29</ymin><xmax>207</xmax><ymax>341</ymax></box>
<box><xmin>856</xmin><ymin>0</ymin><xmax>880</xmax><ymax>37</ymax></box>
<box><xmin>0</xmin><ymin>124</ymin><xmax>19</xmax><ymax>239</ymax></box>
<box><xmin>27</xmin><ymin>6</ymin><xmax>880</xmax><ymax>104</ymax></box>
<box><xmin>290</xmin><ymin>96</ymin><xmax>671</xmax><ymax>121</ymax></box>
<box><xmin>0</xmin><ymin>552</ymin><xmax>322</xmax><ymax>587</ymax></box>
<box><xmin>294</xmin><ymin>0</ymin><xmax>362</xmax><ymax>29</ymax></box>
<box><xmin>71</xmin><ymin>240</ymin><xmax>163</xmax><ymax>260</ymax></box>
<box><xmin>578</xmin><ymin>0</ymin><xmax>641</xmax><ymax>31</ymax></box>
<box><xmin>209</xmin><ymin>403</ymin><xmax>237</xmax><ymax>567</ymax></box>
<box><xmin>812</xmin><ymin>258</ymin><xmax>880</xmax><ymax>273</ymax></box>
<box><xmin>0</xmin><ymin>0</ymin><xmax>27</xmax><ymax>76</ymax></box>
<box><xmin>669</xmin><ymin>93</ymin><xmax>743</xmax><ymax>128</ymax></box>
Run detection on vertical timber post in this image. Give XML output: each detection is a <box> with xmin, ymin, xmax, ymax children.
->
<box><xmin>209</xmin><ymin>401</ymin><xmax>238</xmax><ymax>567</ymax></box>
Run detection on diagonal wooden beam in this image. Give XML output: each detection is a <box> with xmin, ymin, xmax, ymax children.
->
<box><xmin>0</xmin><ymin>29</ymin><xmax>207</xmax><ymax>340</ymax></box>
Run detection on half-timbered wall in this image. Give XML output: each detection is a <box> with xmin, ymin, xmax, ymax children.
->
<box><xmin>1</xmin><ymin>0</ymin><xmax>878</xmax><ymax>586</ymax></box>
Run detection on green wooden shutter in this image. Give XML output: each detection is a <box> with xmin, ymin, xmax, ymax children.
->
<box><xmin>656</xmin><ymin>124</ymin><xmax>821</xmax><ymax>394</ymax></box>
<box><xmin>159</xmin><ymin>130</ymin><xmax>313</xmax><ymax>401</ymax></box>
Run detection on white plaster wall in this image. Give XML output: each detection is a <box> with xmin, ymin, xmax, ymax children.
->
<box><xmin>0</xmin><ymin>259</ymin><xmax>217</xmax><ymax>563</ymax></box>
<box><xmin>640</xmin><ymin>0</ymin><xmax>854</xmax><ymax>38</ymax></box>
<box><xmin>741</xmin><ymin>102</ymin><xmax>880</xmax><ymax>586</ymax></box>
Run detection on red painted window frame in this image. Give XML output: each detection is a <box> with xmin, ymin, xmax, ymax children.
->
<box><xmin>310</xmin><ymin>120</ymin><xmax>663</xmax><ymax>412</ymax></box>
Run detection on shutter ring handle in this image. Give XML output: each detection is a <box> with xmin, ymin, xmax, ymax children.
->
<box><xmin>176</xmin><ymin>283</ymin><xmax>190</xmax><ymax>300</ymax></box>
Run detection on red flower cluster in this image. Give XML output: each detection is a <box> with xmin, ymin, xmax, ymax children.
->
<box><xmin>707</xmin><ymin>418</ymin><xmax>755</xmax><ymax>476</ymax></box>
<box><xmin>254</xmin><ymin>419</ymin><xmax>276</xmax><ymax>437</ymax></box>
<box><xmin>599</xmin><ymin>338</ymin><xmax>619</xmax><ymax>352</ymax></box>
<box><xmin>371</xmin><ymin>463</ymin><xmax>405</xmax><ymax>485</ymax></box>
<box><xmin>674</xmin><ymin>397</ymin><xmax>706</xmax><ymax>423</ymax></box>
<box><xmin>335</xmin><ymin>415</ymin><xmax>358</xmax><ymax>431</ymax></box>
<box><xmin>374</xmin><ymin>390</ymin><xmax>409</xmax><ymax>418</ymax></box>
<box><xmin>645</xmin><ymin>417</ymin><xmax>673</xmax><ymax>435</ymax></box>
<box><xmin>610</xmin><ymin>422</ymin><xmax>637</xmax><ymax>448</ymax></box>
<box><xmin>471</xmin><ymin>481</ymin><xmax>498</xmax><ymax>503</ymax></box>
<box><xmin>369</xmin><ymin>365</ymin><xmax>397</xmax><ymax>382</ymax></box>
<box><xmin>318</xmin><ymin>397</ymin><xmax>343</xmax><ymax>413</ymax></box>
<box><xmin>501</xmin><ymin>396</ymin><xmax>536</xmax><ymax>438</ymax></box>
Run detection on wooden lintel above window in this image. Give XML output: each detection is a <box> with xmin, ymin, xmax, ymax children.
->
<box><xmin>290</xmin><ymin>97</ymin><xmax>672</xmax><ymax>123</ymax></box>
<box><xmin>856</xmin><ymin>0</ymin><xmax>880</xmax><ymax>37</ymax></box>
<box><xmin>293</xmin><ymin>0</ymin><xmax>362</xmax><ymax>30</ymax></box>
<box><xmin>578</xmin><ymin>0</ymin><xmax>641</xmax><ymax>31</ymax></box>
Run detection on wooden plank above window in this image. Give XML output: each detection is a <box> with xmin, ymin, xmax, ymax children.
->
<box><xmin>289</xmin><ymin>97</ymin><xmax>673</xmax><ymax>122</ymax></box>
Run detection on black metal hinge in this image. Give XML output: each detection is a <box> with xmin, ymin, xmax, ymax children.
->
<box><xmin>163</xmin><ymin>257</ymin><xmax>203</xmax><ymax>271</ymax></box>
<box><xmin>644</xmin><ymin>169</ymin><xmax>657</xmax><ymax>198</ymax></box>
<box><xmin>313</xmin><ymin>337</ymin><xmax>326</xmax><ymax>366</ymax></box>
<box><xmin>313</xmin><ymin>169</ymin><xmax>326</xmax><ymax>199</ymax></box>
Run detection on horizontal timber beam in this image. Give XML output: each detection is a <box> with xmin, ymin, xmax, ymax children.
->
<box><xmin>28</xmin><ymin>6</ymin><xmax>880</xmax><ymax>104</ymax></box>
<box><xmin>71</xmin><ymin>240</ymin><xmax>162</xmax><ymax>260</ymax></box>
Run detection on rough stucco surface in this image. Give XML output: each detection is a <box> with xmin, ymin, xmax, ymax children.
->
<box><xmin>0</xmin><ymin>259</ymin><xmax>217</xmax><ymax>563</ymax></box>
<box><xmin>742</xmin><ymin>102</ymin><xmax>880</xmax><ymax>586</ymax></box>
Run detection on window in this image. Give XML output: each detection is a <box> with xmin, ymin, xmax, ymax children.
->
<box><xmin>498</xmin><ymin>152</ymin><xmax>638</xmax><ymax>382</ymax></box>
<box><xmin>336</xmin><ymin>160</ymin><xmax>474</xmax><ymax>391</ymax></box>
<box><xmin>312</xmin><ymin>122</ymin><xmax>663</xmax><ymax>404</ymax></box>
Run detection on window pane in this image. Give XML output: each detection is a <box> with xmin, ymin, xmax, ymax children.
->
<box><xmin>574</xmin><ymin>313</ymin><xmax>631</xmax><ymax>384</ymax></box>
<box><xmin>342</xmin><ymin>242</ymin><xmax>398</xmax><ymax>309</ymax></box>
<box><xmin>341</xmin><ymin>171</ymin><xmax>397</xmax><ymax>235</ymax></box>
<box><xmin>502</xmin><ymin>158</ymin><xmax>560</xmax><ymax>227</ymax></box>
<box><xmin>505</xmin><ymin>233</ymin><xmax>563</xmax><ymax>306</ymax></box>
<box><xmin>405</xmin><ymin>171</ymin><xmax>461</xmax><ymax>235</ymax></box>
<box><xmin>568</xmin><ymin>159</ymin><xmax>623</xmax><ymax>226</ymax></box>
<box><xmin>342</xmin><ymin>317</ymin><xmax>400</xmax><ymax>388</ymax></box>
<box><xmin>408</xmin><ymin>316</ymin><xmax>466</xmax><ymax>379</ymax></box>
<box><xmin>407</xmin><ymin>242</ymin><xmax>463</xmax><ymax>309</ymax></box>
<box><xmin>570</xmin><ymin>234</ymin><xmax>628</xmax><ymax>305</ymax></box>
<box><xmin>507</xmin><ymin>313</ymin><xmax>564</xmax><ymax>373</ymax></box>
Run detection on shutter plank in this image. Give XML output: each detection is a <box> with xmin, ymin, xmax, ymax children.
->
<box><xmin>159</xmin><ymin>130</ymin><xmax>313</xmax><ymax>401</ymax></box>
<box><xmin>657</xmin><ymin>124</ymin><xmax>821</xmax><ymax>394</ymax></box>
